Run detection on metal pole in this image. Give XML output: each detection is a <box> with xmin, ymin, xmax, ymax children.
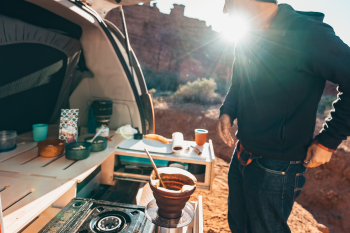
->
<box><xmin>119</xmin><ymin>6</ymin><xmax>134</xmax><ymax>79</ymax></box>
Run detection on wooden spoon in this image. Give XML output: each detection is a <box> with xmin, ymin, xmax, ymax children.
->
<box><xmin>144</xmin><ymin>148</ymin><xmax>167</xmax><ymax>189</ymax></box>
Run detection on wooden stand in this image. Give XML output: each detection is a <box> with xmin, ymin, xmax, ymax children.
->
<box><xmin>0</xmin><ymin>127</ymin><xmax>124</xmax><ymax>233</ymax></box>
<box><xmin>115</xmin><ymin>139</ymin><xmax>216</xmax><ymax>191</ymax></box>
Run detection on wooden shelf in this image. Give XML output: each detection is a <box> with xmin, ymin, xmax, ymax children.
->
<box><xmin>115</xmin><ymin>140</ymin><xmax>216</xmax><ymax>190</ymax></box>
<box><xmin>2</xmin><ymin>179</ymin><xmax>76</xmax><ymax>233</ymax></box>
<box><xmin>0</xmin><ymin>133</ymin><xmax>123</xmax><ymax>182</ymax></box>
<box><xmin>21</xmin><ymin>207</ymin><xmax>61</xmax><ymax>233</ymax></box>
<box><xmin>0</xmin><ymin>125</ymin><xmax>59</xmax><ymax>164</ymax></box>
<box><xmin>116</xmin><ymin>140</ymin><xmax>212</xmax><ymax>164</ymax></box>
<box><xmin>0</xmin><ymin>128</ymin><xmax>125</xmax><ymax>233</ymax></box>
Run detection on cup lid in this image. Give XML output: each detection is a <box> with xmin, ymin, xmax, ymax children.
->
<box><xmin>195</xmin><ymin>129</ymin><xmax>208</xmax><ymax>134</ymax></box>
<box><xmin>33</xmin><ymin>124</ymin><xmax>48</xmax><ymax>127</ymax></box>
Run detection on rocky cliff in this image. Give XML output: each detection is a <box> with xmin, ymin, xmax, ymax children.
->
<box><xmin>105</xmin><ymin>3</ymin><xmax>339</xmax><ymax>95</ymax></box>
<box><xmin>105</xmin><ymin>3</ymin><xmax>233</xmax><ymax>84</ymax></box>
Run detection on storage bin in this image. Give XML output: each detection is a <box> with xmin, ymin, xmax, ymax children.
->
<box><xmin>119</xmin><ymin>155</ymin><xmax>168</xmax><ymax>167</ymax></box>
<box><xmin>0</xmin><ymin>131</ymin><xmax>17</xmax><ymax>152</ymax></box>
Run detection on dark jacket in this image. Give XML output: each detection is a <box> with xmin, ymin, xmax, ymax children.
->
<box><xmin>220</xmin><ymin>4</ymin><xmax>350</xmax><ymax>161</ymax></box>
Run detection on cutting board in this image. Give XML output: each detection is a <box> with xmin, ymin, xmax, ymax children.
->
<box><xmin>118</xmin><ymin>138</ymin><xmax>173</xmax><ymax>154</ymax></box>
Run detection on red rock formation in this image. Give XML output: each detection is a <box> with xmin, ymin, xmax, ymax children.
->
<box><xmin>105</xmin><ymin>3</ymin><xmax>233</xmax><ymax>83</ymax></box>
<box><xmin>106</xmin><ymin>4</ymin><xmax>338</xmax><ymax>95</ymax></box>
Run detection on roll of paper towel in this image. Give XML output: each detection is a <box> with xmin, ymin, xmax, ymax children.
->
<box><xmin>172</xmin><ymin>132</ymin><xmax>184</xmax><ymax>153</ymax></box>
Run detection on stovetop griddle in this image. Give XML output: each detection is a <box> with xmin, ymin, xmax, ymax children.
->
<box><xmin>39</xmin><ymin>198</ymin><xmax>155</xmax><ymax>233</ymax></box>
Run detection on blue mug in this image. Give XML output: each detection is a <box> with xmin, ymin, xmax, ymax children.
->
<box><xmin>33</xmin><ymin>124</ymin><xmax>48</xmax><ymax>142</ymax></box>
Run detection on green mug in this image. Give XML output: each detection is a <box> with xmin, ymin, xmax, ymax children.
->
<box><xmin>33</xmin><ymin>124</ymin><xmax>48</xmax><ymax>142</ymax></box>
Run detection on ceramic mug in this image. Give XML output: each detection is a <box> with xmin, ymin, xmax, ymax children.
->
<box><xmin>195</xmin><ymin>129</ymin><xmax>208</xmax><ymax>146</ymax></box>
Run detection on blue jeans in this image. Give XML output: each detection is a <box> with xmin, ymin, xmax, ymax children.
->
<box><xmin>228</xmin><ymin>147</ymin><xmax>307</xmax><ymax>233</ymax></box>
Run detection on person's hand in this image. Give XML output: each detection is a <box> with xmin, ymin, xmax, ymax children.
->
<box><xmin>304</xmin><ymin>143</ymin><xmax>333</xmax><ymax>168</ymax></box>
<box><xmin>217</xmin><ymin>114</ymin><xmax>235</xmax><ymax>147</ymax></box>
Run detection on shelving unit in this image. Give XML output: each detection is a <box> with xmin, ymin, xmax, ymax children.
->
<box><xmin>0</xmin><ymin>127</ymin><xmax>125</xmax><ymax>233</ymax></box>
<box><xmin>116</xmin><ymin>139</ymin><xmax>216</xmax><ymax>190</ymax></box>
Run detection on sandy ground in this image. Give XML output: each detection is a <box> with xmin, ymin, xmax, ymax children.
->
<box><xmin>153</xmin><ymin>101</ymin><xmax>348</xmax><ymax>233</ymax></box>
<box><xmin>297</xmin><ymin>118</ymin><xmax>350</xmax><ymax>233</ymax></box>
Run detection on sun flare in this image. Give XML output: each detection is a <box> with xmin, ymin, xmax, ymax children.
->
<box><xmin>222</xmin><ymin>16</ymin><xmax>247</xmax><ymax>42</ymax></box>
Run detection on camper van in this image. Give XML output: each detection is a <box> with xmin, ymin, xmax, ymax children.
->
<box><xmin>0</xmin><ymin>0</ymin><xmax>214</xmax><ymax>232</ymax></box>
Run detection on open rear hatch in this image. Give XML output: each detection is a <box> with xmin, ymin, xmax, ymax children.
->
<box><xmin>0</xmin><ymin>0</ymin><xmax>155</xmax><ymax>136</ymax></box>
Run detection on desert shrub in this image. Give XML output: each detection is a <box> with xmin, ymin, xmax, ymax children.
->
<box><xmin>148</xmin><ymin>88</ymin><xmax>157</xmax><ymax>95</ymax></box>
<box><xmin>173</xmin><ymin>78</ymin><xmax>222</xmax><ymax>105</ymax></box>
<box><xmin>318</xmin><ymin>94</ymin><xmax>337</xmax><ymax>116</ymax></box>
<box><xmin>142</xmin><ymin>66</ymin><xmax>179</xmax><ymax>92</ymax></box>
<box><xmin>200</xmin><ymin>72</ymin><xmax>232</xmax><ymax>97</ymax></box>
<box><xmin>153</xmin><ymin>91</ymin><xmax>173</xmax><ymax>97</ymax></box>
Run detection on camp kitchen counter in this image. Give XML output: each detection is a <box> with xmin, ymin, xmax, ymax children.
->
<box><xmin>115</xmin><ymin>139</ymin><xmax>216</xmax><ymax>190</ymax></box>
<box><xmin>0</xmin><ymin>126</ymin><xmax>214</xmax><ymax>233</ymax></box>
<box><xmin>0</xmin><ymin>126</ymin><xmax>123</xmax><ymax>233</ymax></box>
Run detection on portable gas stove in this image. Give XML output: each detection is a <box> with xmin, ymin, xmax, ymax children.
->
<box><xmin>39</xmin><ymin>198</ymin><xmax>155</xmax><ymax>233</ymax></box>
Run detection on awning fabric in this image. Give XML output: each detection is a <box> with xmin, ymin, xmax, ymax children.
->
<box><xmin>0</xmin><ymin>14</ymin><xmax>81</xmax><ymax>133</ymax></box>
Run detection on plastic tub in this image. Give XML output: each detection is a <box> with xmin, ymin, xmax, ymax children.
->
<box><xmin>0</xmin><ymin>131</ymin><xmax>17</xmax><ymax>152</ymax></box>
<box><xmin>38</xmin><ymin>139</ymin><xmax>66</xmax><ymax>158</ymax></box>
<box><xmin>84</xmin><ymin>136</ymin><xmax>108</xmax><ymax>152</ymax></box>
<box><xmin>65</xmin><ymin>142</ymin><xmax>91</xmax><ymax>160</ymax></box>
<box><xmin>119</xmin><ymin>155</ymin><xmax>168</xmax><ymax>167</ymax></box>
<box><xmin>168</xmin><ymin>161</ymin><xmax>189</xmax><ymax>171</ymax></box>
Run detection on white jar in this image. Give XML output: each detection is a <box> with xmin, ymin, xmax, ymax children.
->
<box><xmin>96</xmin><ymin>125</ymin><xmax>109</xmax><ymax>137</ymax></box>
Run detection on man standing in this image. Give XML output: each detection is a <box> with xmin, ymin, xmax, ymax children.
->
<box><xmin>217</xmin><ymin>0</ymin><xmax>350</xmax><ymax>232</ymax></box>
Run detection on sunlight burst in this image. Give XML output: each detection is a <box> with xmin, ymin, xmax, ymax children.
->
<box><xmin>222</xmin><ymin>16</ymin><xmax>247</xmax><ymax>42</ymax></box>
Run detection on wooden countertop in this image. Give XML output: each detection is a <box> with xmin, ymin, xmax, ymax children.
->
<box><xmin>0</xmin><ymin>126</ymin><xmax>125</xmax><ymax>233</ymax></box>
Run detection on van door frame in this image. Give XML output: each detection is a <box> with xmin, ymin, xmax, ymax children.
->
<box><xmin>70</xmin><ymin>0</ymin><xmax>148</xmax><ymax>134</ymax></box>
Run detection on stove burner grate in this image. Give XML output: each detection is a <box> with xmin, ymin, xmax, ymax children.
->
<box><xmin>97</xmin><ymin>216</ymin><xmax>122</xmax><ymax>232</ymax></box>
<box><xmin>39</xmin><ymin>198</ymin><xmax>155</xmax><ymax>233</ymax></box>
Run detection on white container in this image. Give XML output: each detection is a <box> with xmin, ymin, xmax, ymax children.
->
<box><xmin>0</xmin><ymin>130</ymin><xmax>17</xmax><ymax>152</ymax></box>
<box><xmin>96</xmin><ymin>125</ymin><xmax>109</xmax><ymax>137</ymax></box>
<box><xmin>172</xmin><ymin>132</ymin><xmax>184</xmax><ymax>153</ymax></box>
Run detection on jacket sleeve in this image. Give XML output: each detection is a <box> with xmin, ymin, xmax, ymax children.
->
<box><xmin>219</xmin><ymin>56</ymin><xmax>241</xmax><ymax>123</ymax></box>
<box><xmin>295</xmin><ymin>19</ymin><xmax>350</xmax><ymax>150</ymax></box>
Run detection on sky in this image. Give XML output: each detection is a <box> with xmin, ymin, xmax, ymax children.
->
<box><xmin>148</xmin><ymin>0</ymin><xmax>350</xmax><ymax>45</ymax></box>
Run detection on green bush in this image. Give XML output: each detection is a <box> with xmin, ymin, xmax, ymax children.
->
<box><xmin>173</xmin><ymin>78</ymin><xmax>222</xmax><ymax>105</ymax></box>
<box><xmin>142</xmin><ymin>66</ymin><xmax>179</xmax><ymax>92</ymax></box>
<box><xmin>148</xmin><ymin>88</ymin><xmax>156</xmax><ymax>95</ymax></box>
<box><xmin>318</xmin><ymin>94</ymin><xmax>337</xmax><ymax>116</ymax></box>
